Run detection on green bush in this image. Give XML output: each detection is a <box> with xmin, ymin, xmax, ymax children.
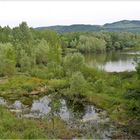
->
<box><xmin>48</xmin><ymin>79</ymin><xmax>68</xmax><ymax>90</ymax></box>
<box><xmin>126</xmin><ymin>100</ymin><xmax>140</xmax><ymax>116</ymax></box>
<box><xmin>69</xmin><ymin>71</ymin><xmax>88</xmax><ymax>95</ymax></box>
<box><xmin>94</xmin><ymin>79</ymin><xmax>106</xmax><ymax>93</ymax></box>
<box><xmin>47</xmin><ymin>62</ymin><xmax>64</xmax><ymax>78</ymax></box>
<box><xmin>30</xmin><ymin>67</ymin><xmax>49</xmax><ymax>79</ymax></box>
<box><xmin>0</xmin><ymin>43</ymin><xmax>16</xmax><ymax>76</ymax></box>
<box><xmin>0</xmin><ymin>106</ymin><xmax>48</xmax><ymax>139</ymax></box>
<box><xmin>77</xmin><ymin>35</ymin><xmax>106</xmax><ymax>53</ymax></box>
<box><xmin>63</xmin><ymin>53</ymin><xmax>85</xmax><ymax>76</ymax></box>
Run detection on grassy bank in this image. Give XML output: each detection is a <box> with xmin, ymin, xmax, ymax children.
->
<box><xmin>0</xmin><ymin>69</ymin><xmax>139</xmax><ymax>124</ymax></box>
<box><xmin>0</xmin><ymin>68</ymin><xmax>140</xmax><ymax>138</ymax></box>
<box><xmin>0</xmin><ymin>105</ymin><xmax>85</xmax><ymax>139</ymax></box>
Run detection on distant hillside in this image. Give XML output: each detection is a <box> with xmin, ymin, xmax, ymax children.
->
<box><xmin>36</xmin><ymin>24</ymin><xmax>102</xmax><ymax>32</ymax></box>
<box><xmin>36</xmin><ymin>20</ymin><xmax>140</xmax><ymax>33</ymax></box>
<box><xmin>104</xmin><ymin>20</ymin><xmax>140</xmax><ymax>28</ymax></box>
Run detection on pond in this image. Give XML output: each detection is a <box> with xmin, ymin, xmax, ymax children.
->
<box><xmin>0</xmin><ymin>95</ymin><xmax>125</xmax><ymax>139</ymax></box>
<box><xmin>84</xmin><ymin>50</ymin><xmax>140</xmax><ymax>72</ymax></box>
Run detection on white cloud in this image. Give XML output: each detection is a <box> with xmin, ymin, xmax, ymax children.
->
<box><xmin>0</xmin><ymin>1</ymin><xmax>140</xmax><ymax>27</ymax></box>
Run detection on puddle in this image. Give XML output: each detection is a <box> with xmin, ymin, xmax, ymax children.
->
<box><xmin>0</xmin><ymin>97</ymin><xmax>7</xmax><ymax>106</ymax></box>
<box><xmin>0</xmin><ymin>96</ymin><xmax>115</xmax><ymax>139</ymax></box>
<box><xmin>30</xmin><ymin>96</ymin><xmax>51</xmax><ymax>116</ymax></box>
<box><xmin>59</xmin><ymin>99</ymin><xmax>72</xmax><ymax>121</ymax></box>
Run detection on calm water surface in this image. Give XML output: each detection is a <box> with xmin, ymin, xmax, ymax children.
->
<box><xmin>0</xmin><ymin>96</ymin><xmax>114</xmax><ymax>139</ymax></box>
<box><xmin>0</xmin><ymin>95</ymin><xmax>135</xmax><ymax>139</ymax></box>
<box><xmin>84</xmin><ymin>50</ymin><xmax>140</xmax><ymax>72</ymax></box>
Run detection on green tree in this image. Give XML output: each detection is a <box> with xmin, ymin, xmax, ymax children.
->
<box><xmin>47</xmin><ymin>62</ymin><xmax>64</xmax><ymax>78</ymax></box>
<box><xmin>77</xmin><ymin>35</ymin><xmax>106</xmax><ymax>53</ymax></box>
<box><xmin>70</xmin><ymin>38</ymin><xmax>77</xmax><ymax>48</ymax></box>
<box><xmin>0</xmin><ymin>43</ymin><xmax>16</xmax><ymax>76</ymax></box>
<box><xmin>70</xmin><ymin>72</ymin><xmax>87</xmax><ymax>95</ymax></box>
<box><xmin>0</xmin><ymin>26</ymin><xmax>12</xmax><ymax>43</ymax></box>
<box><xmin>35</xmin><ymin>39</ymin><xmax>49</xmax><ymax>65</ymax></box>
<box><xmin>63</xmin><ymin>53</ymin><xmax>85</xmax><ymax>75</ymax></box>
<box><xmin>12</xmin><ymin>22</ymin><xmax>33</xmax><ymax>56</ymax></box>
<box><xmin>47</xmin><ymin>43</ymin><xmax>62</xmax><ymax>65</ymax></box>
<box><xmin>19</xmin><ymin>50</ymin><xmax>32</xmax><ymax>72</ymax></box>
<box><xmin>114</xmin><ymin>42</ymin><xmax>121</xmax><ymax>50</ymax></box>
<box><xmin>39</xmin><ymin>30</ymin><xmax>62</xmax><ymax>64</ymax></box>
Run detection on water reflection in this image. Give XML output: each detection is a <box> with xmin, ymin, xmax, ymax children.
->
<box><xmin>82</xmin><ymin>105</ymin><xmax>98</xmax><ymax>121</ymax></box>
<box><xmin>66</xmin><ymin>100</ymin><xmax>86</xmax><ymax>119</ymax></box>
<box><xmin>31</xmin><ymin>96</ymin><xmax>51</xmax><ymax>115</ymax></box>
<box><xmin>0</xmin><ymin>96</ymin><xmax>113</xmax><ymax>139</ymax></box>
<box><xmin>12</xmin><ymin>101</ymin><xmax>22</xmax><ymax>109</ymax></box>
<box><xmin>59</xmin><ymin>99</ymin><xmax>71</xmax><ymax>120</ymax></box>
<box><xmin>84</xmin><ymin>51</ymin><xmax>139</xmax><ymax>72</ymax></box>
<box><xmin>0</xmin><ymin>96</ymin><xmax>107</xmax><ymax>122</ymax></box>
<box><xmin>0</xmin><ymin>97</ymin><xmax>7</xmax><ymax>106</ymax></box>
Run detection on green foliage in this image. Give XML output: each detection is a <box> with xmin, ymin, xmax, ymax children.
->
<box><xmin>0</xmin><ymin>21</ymin><xmax>140</xmax><ymax>135</ymax></box>
<box><xmin>39</xmin><ymin>30</ymin><xmax>60</xmax><ymax>46</ymax></box>
<box><xmin>48</xmin><ymin>79</ymin><xmax>68</xmax><ymax>90</ymax></box>
<box><xmin>12</xmin><ymin>22</ymin><xmax>33</xmax><ymax>53</ymax></box>
<box><xmin>47</xmin><ymin>44</ymin><xmax>62</xmax><ymax>65</ymax></box>
<box><xmin>61</xmin><ymin>31</ymin><xmax>140</xmax><ymax>53</ymax></box>
<box><xmin>0</xmin><ymin>26</ymin><xmax>12</xmax><ymax>43</ymax></box>
<box><xmin>94</xmin><ymin>79</ymin><xmax>106</xmax><ymax>93</ymax></box>
<box><xmin>124</xmin><ymin>79</ymin><xmax>140</xmax><ymax>100</ymax></box>
<box><xmin>114</xmin><ymin>41</ymin><xmax>121</xmax><ymax>49</ymax></box>
<box><xmin>69</xmin><ymin>38</ymin><xmax>77</xmax><ymax>48</ymax></box>
<box><xmin>0</xmin><ymin>75</ymin><xmax>45</xmax><ymax>99</ymax></box>
<box><xmin>81</xmin><ymin>66</ymin><xmax>107</xmax><ymax>82</ymax></box>
<box><xmin>47</xmin><ymin>62</ymin><xmax>64</xmax><ymax>78</ymax></box>
<box><xmin>124</xmin><ymin>89</ymin><xmax>140</xmax><ymax>100</ymax></box>
<box><xmin>30</xmin><ymin>67</ymin><xmax>49</xmax><ymax>79</ymax></box>
<box><xmin>126</xmin><ymin>99</ymin><xmax>140</xmax><ymax>116</ymax></box>
<box><xmin>77</xmin><ymin>35</ymin><xmax>106</xmax><ymax>53</ymax></box>
<box><xmin>19</xmin><ymin>50</ymin><xmax>32</xmax><ymax>72</ymax></box>
<box><xmin>136</xmin><ymin>62</ymin><xmax>140</xmax><ymax>79</ymax></box>
<box><xmin>0</xmin><ymin>106</ymin><xmax>47</xmax><ymax>139</ymax></box>
<box><xmin>0</xmin><ymin>43</ymin><xmax>16</xmax><ymax>76</ymax></box>
<box><xmin>63</xmin><ymin>53</ymin><xmax>85</xmax><ymax>75</ymax></box>
<box><xmin>35</xmin><ymin>39</ymin><xmax>49</xmax><ymax>65</ymax></box>
<box><xmin>69</xmin><ymin>72</ymin><xmax>88</xmax><ymax>95</ymax></box>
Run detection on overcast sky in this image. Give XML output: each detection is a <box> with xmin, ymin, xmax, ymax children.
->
<box><xmin>0</xmin><ymin>1</ymin><xmax>140</xmax><ymax>28</ymax></box>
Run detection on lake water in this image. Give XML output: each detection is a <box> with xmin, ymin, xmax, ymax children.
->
<box><xmin>84</xmin><ymin>50</ymin><xmax>140</xmax><ymax>72</ymax></box>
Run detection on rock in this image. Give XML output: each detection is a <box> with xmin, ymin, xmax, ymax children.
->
<box><xmin>23</xmin><ymin>114</ymin><xmax>40</xmax><ymax>119</ymax></box>
<box><xmin>10</xmin><ymin>109</ymin><xmax>22</xmax><ymax>113</ymax></box>
<box><xmin>81</xmin><ymin>114</ymin><xmax>99</xmax><ymax>122</ymax></box>
<box><xmin>30</xmin><ymin>91</ymin><xmax>41</xmax><ymax>95</ymax></box>
<box><xmin>0</xmin><ymin>97</ymin><xmax>7</xmax><ymax>106</ymax></box>
<box><xmin>29</xmin><ymin>86</ymin><xmax>48</xmax><ymax>95</ymax></box>
<box><xmin>12</xmin><ymin>101</ymin><xmax>22</xmax><ymax>109</ymax></box>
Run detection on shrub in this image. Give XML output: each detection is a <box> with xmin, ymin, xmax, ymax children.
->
<box><xmin>94</xmin><ymin>79</ymin><xmax>106</xmax><ymax>93</ymax></box>
<box><xmin>69</xmin><ymin>72</ymin><xmax>88</xmax><ymax>95</ymax></box>
<box><xmin>47</xmin><ymin>62</ymin><xmax>64</xmax><ymax>78</ymax></box>
<box><xmin>30</xmin><ymin>67</ymin><xmax>49</xmax><ymax>79</ymax></box>
<box><xmin>48</xmin><ymin>79</ymin><xmax>68</xmax><ymax>90</ymax></box>
<box><xmin>63</xmin><ymin>53</ymin><xmax>85</xmax><ymax>76</ymax></box>
<box><xmin>0</xmin><ymin>43</ymin><xmax>16</xmax><ymax>76</ymax></box>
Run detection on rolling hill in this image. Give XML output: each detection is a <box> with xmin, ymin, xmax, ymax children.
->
<box><xmin>36</xmin><ymin>20</ymin><xmax>140</xmax><ymax>33</ymax></box>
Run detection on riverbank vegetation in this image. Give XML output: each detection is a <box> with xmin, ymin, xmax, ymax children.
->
<box><xmin>0</xmin><ymin>22</ymin><xmax>140</xmax><ymax>138</ymax></box>
<box><xmin>61</xmin><ymin>32</ymin><xmax>140</xmax><ymax>53</ymax></box>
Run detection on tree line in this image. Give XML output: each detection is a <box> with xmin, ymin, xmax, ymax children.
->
<box><xmin>0</xmin><ymin>22</ymin><xmax>140</xmax><ymax>77</ymax></box>
<box><xmin>61</xmin><ymin>32</ymin><xmax>140</xmax><ymax>53</ymax></box>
